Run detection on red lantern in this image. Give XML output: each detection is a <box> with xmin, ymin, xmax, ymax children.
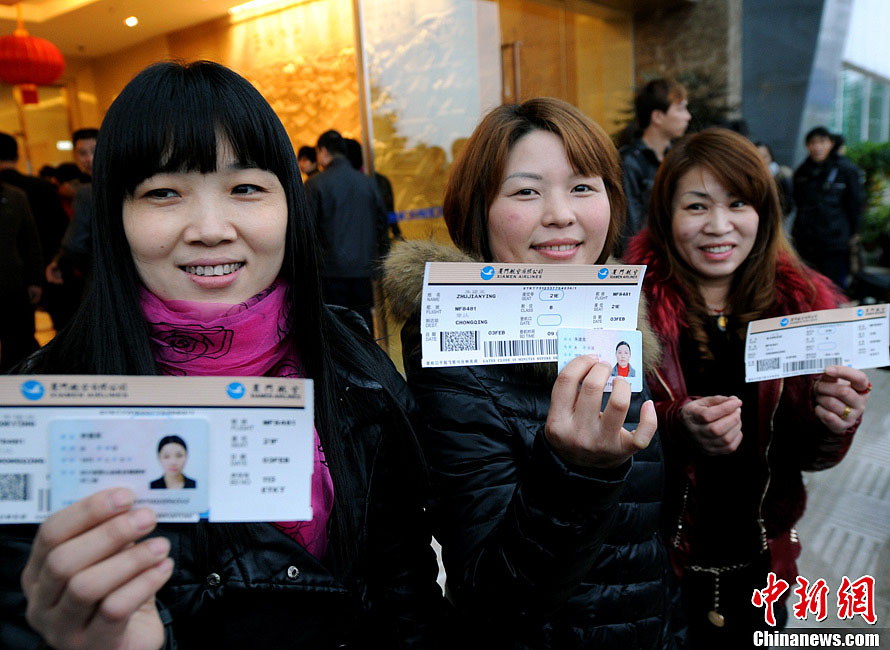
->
<box><xmin>0</xmin><ymin>7</ymin><xmax>65</xmax><ymax>104</ymax></box>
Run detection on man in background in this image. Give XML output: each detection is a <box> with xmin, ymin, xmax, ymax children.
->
<box><xmin>0</xmin><ymin>182</ymin><xmax>42</xmax><ymax>370</ymax></box>
<box><xmin>298</xmin><ymin>145</ymin><xmax>319</xmax><ymax>180</ymax></box>
<box><xmin>0</xmin><ymin>133</ymin><xmax>68</xmax><ymax>321</ymax></box>
<box><xmin>618</xmin><ymin>79</ymin><xmax>691</xmax><ymax>254</ymax></box>
<box><xmin>45</xmin><ymin>128</ymin><xmax>98</xmax><ymax>328</ymax></box>
<box><xmin>305</xmin><ymin>130</ymin><xmax>389</xmax><ymax>331</ymax></box>
<box><xmin>792</xmin><ymin>126</ymin><xmax>865</xmax><ymax>289</ymax></box>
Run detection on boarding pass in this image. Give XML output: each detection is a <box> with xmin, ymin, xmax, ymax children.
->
<box><xmin>421</xmin><ymin>262</ymin><xmax>644</xmax><ymax>367</ymax></box>
<box><xmin>745</xmin><ymin>304</ymin><xmax>890</xmax><ymax>382</ymax></box>
<box><xmin>0</xmin><ymin>376</ymin><xmax>314</xmax><ymax>524</ymax></box>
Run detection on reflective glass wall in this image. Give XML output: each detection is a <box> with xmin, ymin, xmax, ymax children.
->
<box><xmin>363</xmin><ymin>0</ymin><xmax>501</xmax><ymax>242</ymax></box>
<box><xmin>835</xmin><ymin>66</ymin><xmax>890</xmax><ymax>145</ymax></box>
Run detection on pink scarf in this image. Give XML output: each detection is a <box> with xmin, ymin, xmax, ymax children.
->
<box><xmin>140</xmin><ymin>280</ymin><xmax>335</xmax><ymax>559</ymax></box>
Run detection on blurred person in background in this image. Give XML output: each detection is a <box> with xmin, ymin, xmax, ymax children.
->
<box><xmin>297</xmin><ymin>145</ymin><xmax>319</xmax><ymax>180</ymax></box>
<box><xmin>792</xmin><ymin>126</ymin><xmax>865</xmax><ymax>289</ymax></box>
<box><xmin>45</xmin><ymin>128</ymin><xmax>100</xmax><ymax>329</ymax></box>
<box><xmin>305</xmin><ymin>130</ymin><xmax>389</xmax><ymax>331</ymax></box>
<box><xmin>755</xmin><ymin>141</ymin><xmax>795</xmax><ymax>226</ymax></box>
<box><xmin>344</xmin><ymin>137</ymin><xmax>403</xmax><ymax>241</ymax></box>
<box><xmin>617</xmin><ymin>79</ymin><xmax>691</xmax><ymax>255</ymax></box>
<box><xmin>0</xmin><ymin>181</ymin><xmax>42</xmax><ymax>370</ymax></box>
<box><xmin>0</xmin><ymin>133</ymin><xmax>69</xmax><ymax>329</ymax></box>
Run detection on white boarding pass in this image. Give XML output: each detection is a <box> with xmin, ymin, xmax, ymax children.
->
<box><xmin>421</xmin><ymin>262</ymin><xmax>645</xmax><ymax>367</ymax></box>
<box><xmin>745</xmin><ymin>305</ymin><xmax>890</xmax><ymax>382</ymax></box>
<box><xmin>557</xmin><ymin>328</ymin><xmax>644</xmax><ymax>393</ymax></box>
<box><xmin>0</xmin><ymin>376</ymin><xmax>314</xmax><ymax>524</ymax></box>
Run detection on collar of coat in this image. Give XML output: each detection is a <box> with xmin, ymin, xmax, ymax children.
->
<box><xmin>623</xmin><ymin>230</ymin><xmax>843</xmax><ymax>345</ymax></box>
<box><xmin>381</xmin><ymin>239</ymin><xmax>662</xmax><ymax>376</ymax></box>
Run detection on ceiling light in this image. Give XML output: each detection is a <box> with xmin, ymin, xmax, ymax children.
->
<box><xmin>124</xmin><ymin>16</ymin><xmax>138</xmax><ymax>27</ymax></box>
<box><xmin>57</xmin><ymin>140</ymin><xmax>73</xmax><ymax>151</ymax></box>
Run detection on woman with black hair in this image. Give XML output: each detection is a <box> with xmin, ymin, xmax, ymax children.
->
<box><xmin>1</xmin><ymin>61</ymin><xmax>441</xmax><ymax>650</ymax></box>
<box><xmin>150</xmin><ymin>436</ymin><xmax>196</xmax><ymax>490</ymax></box>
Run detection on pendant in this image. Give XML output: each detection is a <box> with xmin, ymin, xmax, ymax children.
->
<box><xmin>716</xmin><ymin>315</ymin><xmax>728</xmax><ymax>331</ymax></box>
<box><xmin>708</xmin><ymin>610</ymin><xmax>726</xmax><ymax>627</ymax></box>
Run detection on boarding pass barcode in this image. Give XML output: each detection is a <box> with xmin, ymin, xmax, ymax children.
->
<box><xmin>0</xmin><ymin>474</ymin><xmax>51</xmax><ymax>513</ymax></box>
<box><xmin>0</xmin><ymin>473</ymin><xmax>30</xmax><ymax>501</ymax></box>
<box><xmin>756</xmin><ymin>358</ymin><xmax>780</xmax><ymax>371</ymax></box>
<box><xmin>783</xmin><ymin>357</ymin><xmax>844</xmax><ymax>373</ymax></box>
<box><xmin>484</xmin><ymin>339</ymin><xmax>558</xmax><ymax>358</ymax></box>
<box><xmin>440</xmin><ymin>331</ymin><xmax>479</xmax><ymax>352</ymax></box>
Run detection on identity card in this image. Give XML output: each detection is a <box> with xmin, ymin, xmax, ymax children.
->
<box><xmin>421</xmin><ymin>262</ymin><xmax>645</xmax><ymax>367</ymax></box>
<box><xmin>557</xmin><ymin>328</ymin><xmax>644</xmax><ymax>393</ymax></box>
<box><xmin>0</xmin><ymin>376</ymin><xmax>315</xmax><ymax>524</ymax></box>
<box><xmin>745</xmin><ymin>304</ymin><xmax>890</xmax><ymax>382</ymax></box>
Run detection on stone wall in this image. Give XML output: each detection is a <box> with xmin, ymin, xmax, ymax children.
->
<box><xmin>633</xmin><ymin>0</ymin><xmax>742</xmax><ymax>114</ymax></box>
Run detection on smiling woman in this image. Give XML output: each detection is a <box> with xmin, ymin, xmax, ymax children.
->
<box><xmin>624</xmin><ymin>128</ymin><xmax>871</xmax><ymax>647</ymax></box>
<box><xmin>383</xmin><ymin>98</ymin><xmax>682</xmax><ymax>649</ymax></box>
<box><xmin>0</xmin><ymin>60</ymin><xmax>443</xmax><ymax>650</ymax></box>
<box><xmin>123</xmin><ymin>150</ymin><xmax>288</xmax><ymax>304</ymax></box>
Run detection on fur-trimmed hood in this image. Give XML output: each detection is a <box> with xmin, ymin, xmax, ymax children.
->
<box><xmin>382</xmin><ymin>240</ymin><xmax>662</xmax><ymax>373</ymax></box>
<box><xmin>623</xmin><ymin>230</ymin><xmax>843</xmax><ymax>345</ymax></box>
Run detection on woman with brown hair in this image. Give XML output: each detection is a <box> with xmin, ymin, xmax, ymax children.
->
<box><xmin>624</xmin><ymin>128</ymin><xmax>871</xmax><ymax>646</ymax></box>
<box><xmin>384</xmin><ymin>98</ymin><xmax>682</xmax><ymax>648</ymax></box>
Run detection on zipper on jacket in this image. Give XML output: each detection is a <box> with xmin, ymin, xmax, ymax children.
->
<box><xmin>756</xmin><ymin>377</ymin><xmax>784</xmax><ymax>552</ymax></box>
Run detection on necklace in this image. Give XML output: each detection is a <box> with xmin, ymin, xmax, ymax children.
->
<box><xmin>707</xmin><ymin>305</ymin><xmax>729</xmax><ymax>332</ymax></box>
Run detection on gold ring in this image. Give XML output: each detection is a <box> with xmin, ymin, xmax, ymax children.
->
<box><xmin>842</xmin><ymin>405</ymin><xmax>852</xmax><ymax>420</ymax></box>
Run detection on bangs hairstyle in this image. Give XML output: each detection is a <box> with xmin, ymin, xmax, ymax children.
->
<box><xmin>84</xmin><ymin>60</ymin><xmax>320</xmax><ymax>378</ymax></box>
<box><xmin>647</xmin><ymin>128</ymin><xmax>802</xmax><ymax>351</ymax></box>
<box><xmin>444</xmin><ymin>97</ymin><xmax>625</xmax><ymax>263</ymax></box>
<box><xmin>31</xmin><ymin>61</ymin><xmax>379</xmax><ymax>570</ymax></box>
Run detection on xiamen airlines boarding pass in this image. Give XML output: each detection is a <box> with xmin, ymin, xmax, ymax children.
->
<box><xmin>0</xmin><ymin>376</ymin><xmax>314</xmax><ymax>524</ymax></box>
<box><xmin>745</xmin><ymin>304</ymin><xmax>890</xmax><ymax>382</ymax></box>
<box><xmin>420</xmin><ymin>262</ymin><xmax>644</xmax><ymax>367</ymax></box>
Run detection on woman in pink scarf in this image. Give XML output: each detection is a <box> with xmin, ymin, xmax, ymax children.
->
<box><xmin>3</xmin><ymin>61</ymin><xmax>443</xmax><ymax>649</ymax></box>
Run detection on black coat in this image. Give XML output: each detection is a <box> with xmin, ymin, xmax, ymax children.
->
<box><xmin>305</xmin><ymin>157</ymin><xmax>389</xmax><ymax>279</ymax></box>
<box><xmin>618</xmin><ymin>138</ymin><xmax>661</xmax><ymax>255</ymax></box>
<box><xmin>0</xmin><ymin>169</ymin><xmax>67</xmax><ymax>272</ymax></box>
<box><xmin>383</xmin><ymin>242</ymin><xmax>683</xmax><ymax>649</ymax></box>
<box><xmin>792</xmin><ymin>154</ymin><xmax>865</xmax><ymax>252</ymax></box>
<box><xmin>0</xmin><ymin>182</ymin><xmax>42</xmax><ymax>298</ymax></box>
<box><xmin>0</xmin><ymin>309</ymin><xmax>444</xmax><ymax>649</ymax></box>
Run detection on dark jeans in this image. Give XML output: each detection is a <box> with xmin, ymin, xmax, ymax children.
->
<box><xmin>322</xmin><ymin>277</ymin><xmax>374</xmax><ymax>333</ymax></box>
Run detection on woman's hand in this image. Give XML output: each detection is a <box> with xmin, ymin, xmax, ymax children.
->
<box><xmin>545</xmin><ymin>354</ymin><xmax>657</xmax><ymax>469</ymax></box>
<box><xmin>813</xmin><ymin>365</ymin><xmax>871</xmax><ymax>433</ymax></box>
<box><xmin>680</xmin><ymin>395</ymin><xmax>743</xmax><ymax>455</ymax></box>
<box><xmin>21</xmin><ymin>488</ymin><xmax>174</xmax><ymax>650</ymax></box>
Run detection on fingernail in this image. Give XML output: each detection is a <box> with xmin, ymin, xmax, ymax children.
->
<box><xmin>156</xmin><ymin>557</ymin><xmax>174</xmax><ymax>574</ymax></box>
<box><xmin>146</xmin><ymin>536</ymin><xmax>169</xmax><ymax>556</ymax></box>
<box><xmin>130</xmin><ymin>508</ymin><xmax>156</xmax><ymax>531</ymax></box>
<box><xmin>110</xmin><ymin>488</ymin><xmax>134</xmax><ymax>510</ymax></box>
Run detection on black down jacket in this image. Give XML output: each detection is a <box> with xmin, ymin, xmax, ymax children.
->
<box><xmin>0</xmin><ymin>308</ymin><xmax>444</xmax><ymax>650</ymax></box>
<box><xmin>383</xmin><ymin>242</ymin><xmax>683</xmax><ymax>649</ymax></box>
